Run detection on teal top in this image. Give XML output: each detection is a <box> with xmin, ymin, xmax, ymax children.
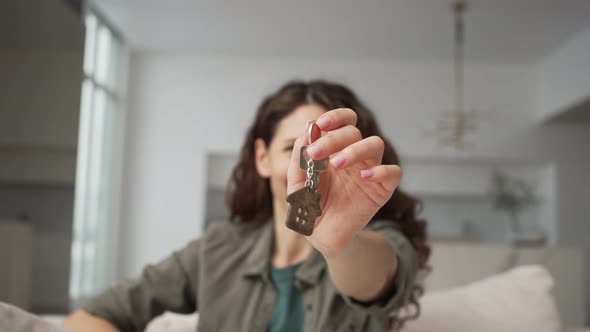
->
<box><xmin>268</xmin><ymin>263</ymin><xmax>305</xmax><ymax>332</ymax></box>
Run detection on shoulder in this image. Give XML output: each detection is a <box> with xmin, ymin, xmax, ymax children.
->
<box><xmin>203</xmin><ymin>220</ymin><xmax>264</xmax><ymax>240</ymax></box>
<box><xmin>199</xmin><ymin>220</ymin><xmax>267</xmax><ymax>253</ymax></box>
<box><xmin>365</xmin><ymin>218</ymin><xmax>402</xmax><ymax>234</ymax></box>
<box><xmin>365</xmin><ymin>219</ymin><xmax>416</xmax><ymax>262</ymax></box>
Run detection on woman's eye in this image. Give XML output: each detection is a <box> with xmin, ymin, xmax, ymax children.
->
<box><xmin>284</xmin><ymin>146</ymin><xmax>294</xmax><ymax>151</ymax></box>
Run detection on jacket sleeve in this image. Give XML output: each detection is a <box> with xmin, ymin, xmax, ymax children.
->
<box><xmin>341</xmin><ymin>220</ymin><xmax>419</xmax><ymax>320</ymax></box>
<box><xmin>81</xmin><ymin>239</ymin><xmax>200</xmax><ymax>332</ymax></box>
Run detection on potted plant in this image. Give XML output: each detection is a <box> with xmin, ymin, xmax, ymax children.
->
<box><xmin>489</xmin><ymin>170</ymin><xmax>544</xmax><ymax>247</ymax></box>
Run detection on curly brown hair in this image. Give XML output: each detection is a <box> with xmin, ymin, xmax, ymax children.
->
<box><xmin>227</xmin><ymin>80</ymin><xmax>430</xmax><ymax>268</ymax></box>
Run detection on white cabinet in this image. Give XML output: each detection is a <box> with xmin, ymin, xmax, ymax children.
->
<box><xmin>204</xmin><ymin>152</ymin><xmax>557</xmax><ymax>244</ymax></box>
<box><xmin>0</xmin><ymin>222</ymin><xmax>33</xmax><ymax>310</ymax></box>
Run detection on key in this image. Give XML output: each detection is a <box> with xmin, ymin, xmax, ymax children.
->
<box><xmin>299</xmin><ymin>146</ymin><xmax>328</xmax><ymax>172</ymax></box>
<box><xmin>286</xmin><ymin>121</ymin><xmax>327</xmax><ymax>236</ymax></box>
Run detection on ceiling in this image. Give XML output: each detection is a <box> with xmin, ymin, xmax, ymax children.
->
<box><xmin>92</xmin><ymin>0</ymin><xmax>590</xmax><ymax>62</ymax></box>
<box><xmin>0</xmin><ymin>0</ymin><xmax>84</xmax><ymax>51</ymax></box>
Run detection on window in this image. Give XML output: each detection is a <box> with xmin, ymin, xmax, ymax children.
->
<box><xmin>70</xmin><ymin>11</ymin><xmax>126</xmax><ymax>305</ymax></box>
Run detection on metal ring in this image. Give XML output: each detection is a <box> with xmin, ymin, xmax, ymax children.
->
<box><xmin>307</xmin><ymin>120</ymin><xmax>317</xmax><ymax>145</ymax></box>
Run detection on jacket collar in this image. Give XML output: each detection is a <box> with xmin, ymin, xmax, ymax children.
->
<box><xmin>240</xmin><ymin>218</ymin><xmax>326</xmax><ymax>287</ymax></box>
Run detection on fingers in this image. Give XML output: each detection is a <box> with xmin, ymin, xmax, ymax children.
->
<box><xmin>315</xmin><ymin>108</ymin><xmax>357</xmax><ymax>131</ymax></box>
<box><xmin>306</xmin><ymin>125</ymin><xmax>362</xmax><ymax>160</ymax></box>
<box><xmin>303</xmin><ymin>108</ymin><xmax>399</xmax><ymax>196</ymax></box>
<box><xmin>329</xmin><ymin>136</ymin><xmax>385</xmax><ymax>169</ymax></box>
<box><xmin>360</xmin><ymin>164</ymin><xmax>402</xmax><ymax>192</ymax></box>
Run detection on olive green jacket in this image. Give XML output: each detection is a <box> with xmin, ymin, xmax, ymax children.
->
<box><xmin>83</xmin><ymin>219</ymin><xmax>418</xmax><ymax>332</ymax></box>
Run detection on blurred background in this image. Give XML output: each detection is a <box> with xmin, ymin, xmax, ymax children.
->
<box><xmin>1</xmin><ymin>0</ymin><xmax>589</xmax><ymax>329</ymax></box>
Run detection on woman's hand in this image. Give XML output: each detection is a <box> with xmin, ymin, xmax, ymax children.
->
<box><xmin>287</xmin><ymin>108</ymin><xmax>402</xmax><ymax>257</ymax></box>
<box><xmin>63</xmin><ymin>310</ymin><xmax>120</xmax><ymax>332</ymax></box>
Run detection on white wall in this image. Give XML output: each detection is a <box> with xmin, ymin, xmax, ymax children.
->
<box><xmin>119</xmin><ymin>53</ymin><xmax>590</xmax><ymax>272</ymax></box>
<box><xmin>536</xmin><ymin>23</ymin><xmax>590</xmax><ymax>313</ymax></box>
<box><xmin>0</xmin><ymin>186</ymin><xmax>75</xmax><ymax>313</ymax></box>
<box><xmin>536</xmin><ymin>24</ymin><xmax>590</xmax><ymax>121</ymax></box>
<box><xmin>118</xmin><ymin>53</ymin><xmax>590</xmax><ymax>321</ymax></box>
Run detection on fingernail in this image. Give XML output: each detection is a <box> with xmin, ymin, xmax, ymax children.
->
<box><xmin>330</xmin><ymin>155</ymin><xmax>347</xmax><ymax>169</ymax></box>
<box><xmin>316</xmin><ymin>116</ymin><xmax>331</xmax><ymax>129</ymax></box>
<box><xmin>360</xmin><ymin>169</ymin><xmax>374</xmax><ymax>178</ymax></box>
<box><xmin>306</xmin><ymin>144</ymin><xmax>322</xmax><ymax>159</ymax></box>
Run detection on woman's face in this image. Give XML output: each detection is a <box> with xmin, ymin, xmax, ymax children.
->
<box><xmin>255</xmin><ymin>104</ymin><xmax>326</xmax><ymax>208</ymax></box>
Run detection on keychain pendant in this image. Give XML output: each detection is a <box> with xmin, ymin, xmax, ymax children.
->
<box><xmin>285</xmin><ymin>120</ymin><xmax>327</xmax><ymax>236</ymax></box>
<box><xmin>286</xmin><ymin>187</ymin><xmax>322</xmax><ymax>236</ymax></box>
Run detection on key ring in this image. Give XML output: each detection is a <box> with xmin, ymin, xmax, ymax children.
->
<box><xmin>306</xmin><ymin>120</ymin><xmax>319</xmax><ymax>145</ymax></box>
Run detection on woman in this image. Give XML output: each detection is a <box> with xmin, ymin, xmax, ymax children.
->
<box><xmin>64</xmin><ymin>80</ymin><xmax>429</xmax><ymax>331</ymax></box>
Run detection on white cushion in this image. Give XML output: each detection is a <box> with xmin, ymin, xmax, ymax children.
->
<box><xmin>403</xmin><ymin>265</ymin><xmax>562</xmax><ymax>332</ymax></box>
<box><xmin>145</xmin><ymin>311</ymin><xmax>198</xmax><ymax>332</ymax></box>
<box><xmin>0</xmin><ymin>302</ymin><xmax>66</xmax><ymax>332</ymax></box>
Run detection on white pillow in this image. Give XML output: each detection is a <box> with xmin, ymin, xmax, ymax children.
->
<box><xmin>145</xmin><ymin>312</ymin><xmax>199</xmax><ymax>332</ymax></box>
<box><xmin>402</xmin><ymin>265</ymin><xmax>562</xmax><ymax>332</ymax></box>
<box><xmin>0</xmin><ymin>302</ymin><xmax>67</xmax><ymax>332</ymax></box>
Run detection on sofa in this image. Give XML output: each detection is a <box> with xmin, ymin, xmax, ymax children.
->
<box><xmin>140</xmin><ymin>265</ymin><xmax>586</xmax><ymax>332</ymax></box>
<box><xmin>139</xmin><ymin>242</ymin><xmax>590</xmax><ymax>331</ymax></box>
<box><xmin>25</xmin><ymin>242</ymin><xmax>588</xmax><ymax>331</ymax></box>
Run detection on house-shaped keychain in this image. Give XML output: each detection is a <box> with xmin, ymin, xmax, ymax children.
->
<box><xmin>286</xmin><ymin>187</ymin><xmax>322</xmax><ymax>236</ymax></box>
